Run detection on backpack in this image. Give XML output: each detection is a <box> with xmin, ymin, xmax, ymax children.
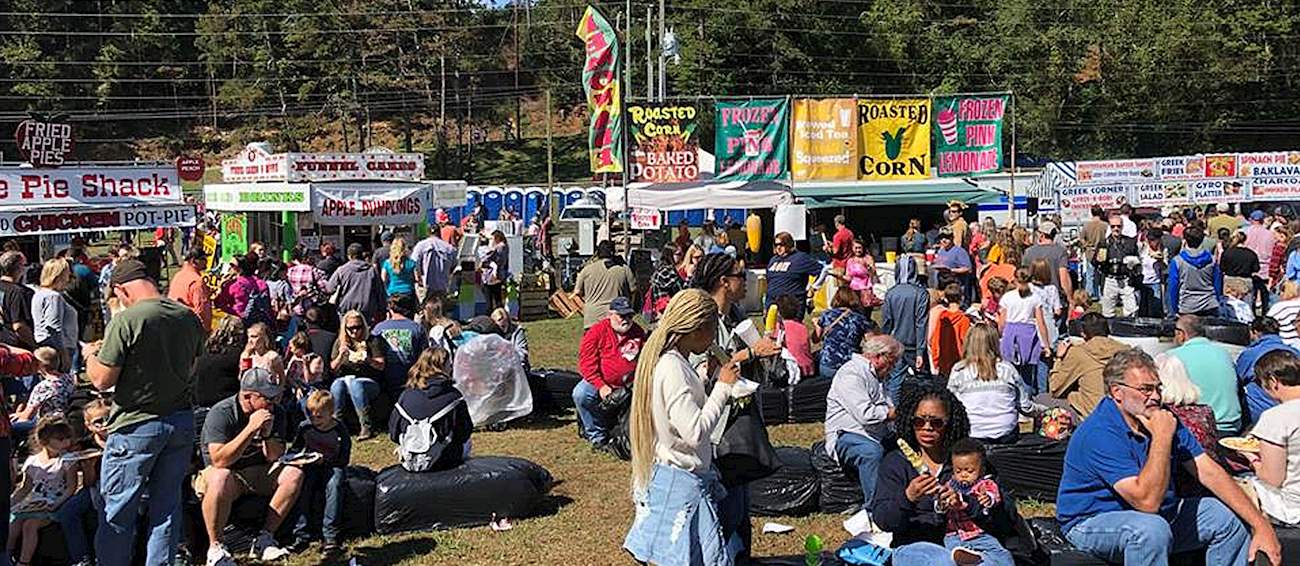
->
<box><xmin>394</xmin><ymin>398</ymin><xmax>462</xmax><ymax>472</ymax></box>
<box><xmin>241</xmin><ymin>280</ymin><xmax>274</xmax><ymax>326</ymax></box>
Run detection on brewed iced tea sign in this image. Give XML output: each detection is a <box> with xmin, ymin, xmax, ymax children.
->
<box><xmin>715</xmin><ymin>99</ymin><xmax>789</xmax><ymax>181</ymax></box>
<box><xmin>628</xmin><ymin>103</ymin><xmax>699</xmax><ymax>183</ymax></box>
<box><xmin>790</xmin><ymin>98</ymin><xmax>857</xmax><ymax>181</ymax></box>
<box><xmin>857</xmin><ymin>98</ymin><xmax>931</xmax><ymax>180</ymax></box>
<box><xmin>932</xmin><ymin>95</ymin><xmax>1005</xmax><ymax>177</ymax></box>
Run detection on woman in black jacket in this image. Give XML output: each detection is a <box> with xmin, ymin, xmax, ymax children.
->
<box><xmin>388</xmin><ymin>346</ymin><xmax>473</xmax><ymax>471</ymax></box>
<box><xmin>871</xmin><ymin>382</ymin><xmax>1015</xmax><ymax>565</ymax></box>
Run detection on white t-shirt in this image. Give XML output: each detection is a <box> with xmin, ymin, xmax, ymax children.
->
<box><xmin>947</xmin><ymin>360</ymin><xmax>1037</xmax><ymax>440</ymax></box>
<box><xmin>1251</xmin><ymin>398</ymin><xmax>1300</xmax><ymax>521</ymax></box>
<box><xmin>1000</xmin><ymin>289</ymin><xmax>1043</xmax><ymax>324</ymax></box>
<box><xmin>650</xmin><ymin>350</ymin><xmax>733</xmax><ymax>476</ymax></box>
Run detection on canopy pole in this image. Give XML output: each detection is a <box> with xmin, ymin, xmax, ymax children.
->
<box><xmin>1008</xmin><ymin>92</ymin><xmax>1017</xmax><ymax>222</ymax></box>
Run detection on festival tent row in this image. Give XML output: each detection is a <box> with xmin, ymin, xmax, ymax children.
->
<box><xmin>202</xmin><ymin>143</ymin><xmax>465</xmax><ymax>258</ymax></box>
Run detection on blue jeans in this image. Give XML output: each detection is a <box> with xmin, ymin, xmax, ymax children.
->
<box><xmin>330</xmin><ymin>376</ymin><xmax>380</xmax><ymax>419</ymax></box>
<box><xmin>1064</xmin><ymin>497</ymin><xmax>1250</xmax><ymax>566</ymax></box>
<box><xmin>717</xmin><ymin>482</ymin><xmax>752</xmax><ymax>560</ymax></box>
<box><xmin>96</xmin><ymin>409</ymin><xmax>195</xmax><ymax>566</ymax></box>
<box><xmin>834</xmin><ymin>432</ymin><xmax>884</xmax><ymax>511</ymax></box>
<box><xmin>892</xmin><ymin>542</ymin><xmax>957</xmax><ymax>566</ymax></box>
<box><xmin>293</xmin><ymin>466</ymin><xmax>345</xmax><ymax>544</ymax></box>
<box><xmin>57</xmin><ymin>486</ymin><xmax>103</xmax><ymax>563</ymax></box>
<box><xmin>886</xmin><ymin>356</ymin><xmax>910</xmax><ymax>405</ymax></box>
<box><xmin>572</xmin><ymin>380</ymin><xmax>611</xmax><ymax>444</ymax></box>
<box><xmin>1035</xmin><ymin>359</ymin><xmax>1050</xmax><ymax>397</ymax></box>
<box><xmin>943</xmin><ymin>533</ymin><xmax>1014</xmax><ymax>566</ymax></box>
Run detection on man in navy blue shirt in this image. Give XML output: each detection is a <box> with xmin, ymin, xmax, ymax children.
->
<box><xmin>1056</xmin><ymin>348</ymin><xmax>1279</xmax><ymax>566</ymax></box>
<box><xmin>764</xmin><ymin>231</ymin><xmax>822</xmax><ymax>319</ymax></box>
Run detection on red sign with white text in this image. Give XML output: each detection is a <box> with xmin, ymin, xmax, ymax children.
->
<box><xmin>15</xmin><ymin>120</ymin><xmax>74</xmax><ymax>167</ymax></box>
<box><xmin>221</xmin><ymin>143</ymin><xmax>424</xmax><ymax>183</ymax></box>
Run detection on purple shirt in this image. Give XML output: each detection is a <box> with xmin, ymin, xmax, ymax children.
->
<box><xmin>411</xmin><ymin>235</ymin><xmax>459</xmax><ymax>294</ymax></box>
<box><xmin>934</xmin><ymin>245</ymin><xmax>971</xmax><ymax>271</ymax></box>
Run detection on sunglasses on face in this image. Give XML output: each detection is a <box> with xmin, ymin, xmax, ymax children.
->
<box><xmin>346</xmin><ymin>325</ymin><xmax>365</xmax><ymax>332</ymax></box>
<box><xmin>912</xmin><ymin>416</ymin><xmax>947</xmax><ymax>430</ymax></box>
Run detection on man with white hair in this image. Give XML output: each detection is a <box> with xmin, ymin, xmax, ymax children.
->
<box><xmin>824</xmin><ymin>333</ymin><xmax>901</xmax><ymax>535</ymax></box>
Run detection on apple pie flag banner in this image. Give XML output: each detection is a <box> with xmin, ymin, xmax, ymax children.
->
<box><xmin>575</xmin><ymin>6</ymin><xmax>623</xmax><ymax>174</ymax></box>
<box><xmin>932</xmin><ymin>95</ymin><xmax>1007</xmax><ymax>177</ymax></box>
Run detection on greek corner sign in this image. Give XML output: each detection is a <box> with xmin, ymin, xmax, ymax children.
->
<box><xmin>0</xmin><ymin>204</ymin><xmax>195</xmax><ymax>237</ymax></box>
<box><xmin>311</xmin><ymin>184</ymin><xmax>430</xmax><ymax>226</ymax></box>
<box><xmin>15</xmin><ymin>119</ymin><xmax>74</xmax><ymax>167</ymax></box>
<box><xmin>221</xmin><ymin>144</ymin><xmax>424</xmax><ymax>183</ymax></box>
<box><xmin>0</xmin><ymin>166</ymin><xmax>179</xmax><ymax>207</ymax></box>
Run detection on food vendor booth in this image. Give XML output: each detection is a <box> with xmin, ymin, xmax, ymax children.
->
<box><xmin>203</xmin><ymin>143</ymin><xmax>465</xmax><ymax>259</ymax></box>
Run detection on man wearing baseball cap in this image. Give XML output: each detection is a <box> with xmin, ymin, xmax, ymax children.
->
<box><xmin>574</xmin><ymin>296</ymin><xmax>645</xmax><ymax>452</ymax></box>
<box><xmin>197</xmin><ymin>367</ymin><xmax>303</xmax><ymax>565</ymax></box>
<box><xmin>1023</xmin><ymin>220</ymin><xmax>1075</xmax><ymax>300</ymax></box>
<box><xmin>82</xmin><ymin>259</ymin><xmax>206</xmax><ymax>566</ymax></box>
<box><xmin>1244</xmin><ymin>209</ymin><xmax>1277</xmax><ymax>314</ymax></box>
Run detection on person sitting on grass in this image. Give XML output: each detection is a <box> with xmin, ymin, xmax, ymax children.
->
<box><xmin>56</xmin><ymin>399</ymin><xmax>109</xmax><ymax>566</ymax></box>
<box><xmin>10</xmin><ymin>346</ymin><xmax>74</xmax><ymax>437</ymax></box>
<box><xmin>289</xmin><ymin>390</ymin><xmax>351</xmax><ymax>557</ymax></box>
<box><xmin>942</xmin><ymin>438</ymin><xmax>1013</xmax><ymax>565</ymax></box>
<box><xmin>389</xmin><ymin>346</ymin><xmax>473</xmax><ymax>472</ymax></box>
<box><xmin>199</xmin><ymin>367</ymin><xmax>303</xmax><ymax>566</ymax></box>
<box><xmin>575</xmin><ymin>297</ymin><xmax>645</xmax><ymax>452</ymax></box>
<box><xmin>491</xmin><ymin>307</ymin><xmax>530</xmax><ymax>372</ymax></box>
<box><xmin>9</xmin><ymin>416</ymin><xmax>77</xmax><ymax>566</ymax></box>
<box><xmin>946</xmin><ymin>323</ymin><xmax>1042</xmax><ymax>445</ymax></box>
<box><xmin>1055</xmin><ymin>348</ymin><xmax>1280</xmax><ymax>566</ymax></box>
<box><xmin>1241</xmin><ymin>349</ymin><xmax>1300</xmax><ymax>526</ymax></box>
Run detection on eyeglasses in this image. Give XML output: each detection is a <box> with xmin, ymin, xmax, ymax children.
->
<box><xmin>1116</xmin><ymin>382</ymin><xmax>1163</xmax><ymax>397</ymax></box>
<box><xmin>912</xmin><ymin>416</ymin><xmax>948</xmax><ymax>430</ymax></box>
<box><xmin>346</xmin><ymin>325</ymin><xmax>365</xmax><ymax>332</ymax></box>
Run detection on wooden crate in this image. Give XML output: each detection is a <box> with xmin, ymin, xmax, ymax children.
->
<box><xmin>548</xmin><ymin>291</ymin><xmax>585</xmax><ymax>319</ymax></box>
<box><xmin>518</xmin><ymin>286</ymin><xmax>552</xmax><ymax>322</ymax></box>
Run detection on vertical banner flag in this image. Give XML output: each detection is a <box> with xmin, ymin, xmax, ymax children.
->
<box><xmin>575</xmin><ymin>6</ymin><xmax>623</xmax><ymax>174</ymax></box>
<box><xmin>791</xmin><ymin>98</ymin><xmax>857</xmax><ymax>181</ymax></box>
<box><xmin>628</xmin><ymin>103</ymin><xmax>699</xmax><ymax>182</ymax></box>
<box><xmin>715</xmin><ymin>98</ymin><xmax>790</xmax><ymax>181</ymax></box>
<box><xmin>932</xmin><ymin>95</ymin><xmax>1006</xmax><ymax>177</ymax></box>
<box><xmin>857</xmin><ymin>98</ymin><xmax>931</xmax><ymax>180</ymax></box>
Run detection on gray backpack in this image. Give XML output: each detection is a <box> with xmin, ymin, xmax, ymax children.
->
<box><xmin>393</xmin><ymin>399</ymin><xmax>461</xmax><ymax>472</ymax></box>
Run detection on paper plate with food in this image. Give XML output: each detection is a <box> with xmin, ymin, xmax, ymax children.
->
<box><xmin>1219</xmin><ymin>436</ymin><xmax>1261</xmax><ymax>454</ymax></box>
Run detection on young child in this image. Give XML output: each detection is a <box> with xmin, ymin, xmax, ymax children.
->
<box><xmin>775</xmin><ymin>295</ymin><xmax>814</xmax><ymax>380</ymax></box>
<box><xmin>285</xmin><ymin>331</ymin><xmax>325</xmax><ymax>410</ymax></box>
<box><xmin>943</xmin><ymin>438</ymin><xmax>1012</xmax><ymax>565</ymax></box>
<box><xmin>10</xmin><ymin>347</ymin><xmax>75</xmax><ymax>437</ymax></box>
<box><xmin>290</xmin><ymin>390</ymin><xmax>351</xmax><ymax>556</ymax></box>
<box><xmin>57</xmin><ymin>400</ymin><xmax>109</xmax><ymax>565</ymax></box>
<box><xmin>9</xmin><ymin>416</ymin><xmax>78</xmax><ymax>566</ymax></box>
<box><xmin>982</xmin><ymin>276</ymin><xmax>1008</xmax><ymax>323</ymax></box>
<box><xmin>1223</xmin><ymin>277</ymin><xmax>1255</xmax><ymax>324</ymax></box>
<box><xmin>1068</xmin><ymin>289</ymin><xmax>1093</xmax><ymax>322</ymax></box>
<box><xmin>1243</xmin><ymin>349</ymin><xmax>1300</xmax><ymax>525</ymax></box>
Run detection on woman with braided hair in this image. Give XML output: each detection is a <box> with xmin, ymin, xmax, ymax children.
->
<box><xmin>623</xmin><ymin>289</ymin><xmax>741</xmax><ymax>566</ymax></box>
<box><xmin>871</xmin><ymin>381</ymin><xmax>1016</xmax><ymax>566</ymax></box>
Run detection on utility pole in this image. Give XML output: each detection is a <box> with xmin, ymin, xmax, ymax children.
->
<box><xmin>657</xmin><ymin>0</ymin><xmax>666</xmax><ymax>100</ymax></box>
<box><xmin>440</xmin><ymin>55</ymin><xmax>447</xmax><ymax>177</ymax></box>
<box><xmin>645</xmin><ymin>6</ymin><xmax>652</xmax><ymax>101</ymax></box>
<box><xmin>468</xmin><ymin>82</ymin><xmax>475</xmax><ymax>184</ymax></box>
<box><xmin>624</xmin><ymin>0</ymin><xmax>632</xmax><ymax>98</ymax></box>
<box><xmin>513</xmin><ymin>0</ymin><xmax>522</xmax><ymax>141</ymax></box>
<box><xmin>546</xmin><ymin>89</ymin><xmax>554</xmax><ymax>189</ymax></box>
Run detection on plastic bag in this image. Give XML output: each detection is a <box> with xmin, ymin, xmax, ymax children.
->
<box><xmin>791</xmin><ymin>377</ymin><xmax>832</xmax><ymax>423</ymax></box>
<box><xmin>810</xmin><ymin>439</ymin><xmax>863</xmax><ymax>514</ymax></box>
<box><xmin>748</xmin><ymin>446</ymin><xmax>819</xmax><ymax>517</ymax></box>
<box><xmin>453</xmin><ymin>334</ymin><xmax>533</xmax><ymax>427</ymax></box>
<box><xmin>373</xmin><ymin>456</ymin><xmax>554</xmax><ymax>534</ymax></box>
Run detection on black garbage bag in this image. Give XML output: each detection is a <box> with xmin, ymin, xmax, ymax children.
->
<box><xmin>986</xmin><ymin>436</ymin><xmax>1068</xmax><ymax>502</ymax></box>
<box><xmin>527</xmin><ymin>368</ymin><xmax>582</xmax><ymax>413</ymax></box>
<box><xmin>790</xmin><ymin>378</ymin><xmax>832</xmax><ymax>423</ymax></box>
<box><xmin>1201</xmin><ymin>317</ymin><xmax>1250</xmax><ymax>346</ymax></box>
<box><xmin>607</xmin><ymin>406</ymin><xmax>632</xmax><ymax>461</ymax></box>
<box><xmin>340</xmin><ymin>466</ymin><xmax>378</xmax><ymax>539</ymax></box>
<box><xmin>374</xmin><ymin>456</ymin><xmax>554</xmax><ymax>534</ymax></box>
<box><xmin>715</xmin><ymin>399</ymin><xmax>781</xmax><ymax>487</ymax></box>
<box><xmin>810</xmin><ymin>440</ymin><xmax>862</xmax><ymax>514</ymax></box>
<box><xmin>748</xmin><ymin>446</ymin><xmax>819</xmax><ymax>517</ymax></box>
<box><xmin>1108</xmin><ymin>316</ymin><xmax>1173</xmax><ymax>338</ymax></box>
<box><xmin>758</xmin><ymin>384</ymin><xmax>788</xmax><ymax>425</ymax></box>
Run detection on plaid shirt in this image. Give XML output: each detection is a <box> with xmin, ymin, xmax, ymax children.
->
<box><xmin>286</xmin><ymin>263</ymin><xmax>327</xmax><ymax>313</ymax></box>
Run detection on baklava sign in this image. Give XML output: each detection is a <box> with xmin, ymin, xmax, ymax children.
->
<box><xmin>15</xmin><ymin>119</ymin><xmax>74</xmax><ymax>167</ymax></box>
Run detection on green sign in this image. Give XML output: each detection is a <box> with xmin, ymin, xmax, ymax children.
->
<box><xmin>715</xmin><ymin>99</ymin><xmax>790</xmax><ymax>180</ymax></box>
<box><xmin>933</xmin><ymin>95</ymin><xmax>1007</xmax><ymax>177</ymax></box>
<box><xmin>221</xmin><ymin>213</ymin><xmax>248</xmax><ymax>262</ymax></box>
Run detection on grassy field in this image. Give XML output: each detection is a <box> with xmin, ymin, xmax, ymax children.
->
<box><xmin>279</xmin><ymin>316</ymin><xmax>856</xmax><ymax>565</ymax></box>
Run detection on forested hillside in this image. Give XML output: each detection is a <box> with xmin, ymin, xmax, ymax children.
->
<box><xmin>1</xmin><ymin>1</ymin><xmax>1297</xmax><ymax>182</ymax></box>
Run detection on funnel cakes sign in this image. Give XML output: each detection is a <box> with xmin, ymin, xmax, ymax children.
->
<box><xmin>222</xmin><ymin>143</ymin><xmax>424</xmax><ymax>183</ymax></box>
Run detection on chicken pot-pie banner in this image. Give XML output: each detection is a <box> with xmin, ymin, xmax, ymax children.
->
<box><xmin>857</xmin><ymin>98</ymin><xmax>931</xmax><ymax>180</ymax></box>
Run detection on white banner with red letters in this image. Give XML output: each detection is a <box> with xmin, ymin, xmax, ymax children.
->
<box><xmin>0</xmin><ymin>166</ymin><xmax>180</xmax><ymax>208</ymax></box>
<box><xmin>0</xmin><ymin>204</ymin><xmax>195</xmax><ymax>236</ymax></box>
<box><xmin>222</xmin><ymin>143</ymin><xmax>424</xmax><ymax>183</ymax></box>
<box><xmin>310</xmin><ymin>183</ymin><xmax>430</xmax><ymax>226</ymax></box>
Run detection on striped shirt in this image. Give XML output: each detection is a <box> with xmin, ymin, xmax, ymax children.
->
<box><xmin>1267</xmin><ymin>298</ymin><xmax>1300</xmax><ymax>349</ymax></box>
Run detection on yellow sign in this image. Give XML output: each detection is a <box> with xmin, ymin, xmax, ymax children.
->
<box><xmin>857</xmin><ymin>98</ymin><xmax>931</xmax><ymax>180</ymax></box>
<box><xmin>791</xmin><ymin>98</ymin><xmax>858</xmax><ymax>181</ymax></box>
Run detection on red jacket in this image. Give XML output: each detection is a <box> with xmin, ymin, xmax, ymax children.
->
<box><xmin>0</xmin><ymin>345</ymin><xmax>37</xmax><ymax>439</ymax></box>
<box><xmin>578</xmin><ymin>318</ymin><xmax>646</xmax><ymax>390</ymax></box>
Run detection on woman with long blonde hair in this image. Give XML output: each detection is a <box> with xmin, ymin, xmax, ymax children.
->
<box><xmin>946</xmin><ymin>323</ymin><xmax>1041</xmax><ymax>443</ymax></box>
<box><xmin>624</xmin><ymin>289</ymin><xmax>739</xmax><ymax>566</ymax></box>
<box><xmin>330</xmin><ymin>310</ymin><xmax>386</xmax><ymax>439</ymax></box>
<box><xmin>381</xmin><ymin>236</ymin><xmax>417</xmax><ymax>298</ymax></box>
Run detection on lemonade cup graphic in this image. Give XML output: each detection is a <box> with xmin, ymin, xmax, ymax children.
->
<box><xmin>742</xmin><ymin>129</ymin><xmax>763</xmax><ymax>157</ymax></box>
<box><xmin>938</xmin><ymin>102</ymin><xmax>959</xmax><ymax>145</ymax></box>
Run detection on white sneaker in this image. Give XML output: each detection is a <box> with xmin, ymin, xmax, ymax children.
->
<box><xmin>205</xmin><ymin>543</ymin><xmax>236</xmax><ymax>566</ymax></box>
<box><xmin>250</xmin><ymin>531</ymin><xmax>291</xmax><ymax>561</ymax></box>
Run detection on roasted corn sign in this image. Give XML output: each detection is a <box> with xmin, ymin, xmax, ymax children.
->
<box><xmin>628</xmin><ymin>103</ymin><xmax>698</xmax><ymax>182</ymax></box>
<box><xmin>857</xmin><ymin>99</ymin><xmax>931</xmax><ymax>180</ymax></box>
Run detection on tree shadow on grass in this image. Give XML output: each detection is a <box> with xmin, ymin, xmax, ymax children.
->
<box><xmin>339</xmin><ymin>537</ymin><xmax>438</xmax><ymax>565</ymax></box>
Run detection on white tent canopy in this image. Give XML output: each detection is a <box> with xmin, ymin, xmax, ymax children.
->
<box><xmin>606</xmin><ymin>179</ymin><xmax>793</xmax><ymax>211</ymax></box>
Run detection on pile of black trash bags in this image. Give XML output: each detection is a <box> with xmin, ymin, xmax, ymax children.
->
<box><xmin>746</xmin><ymin>441</ymin><xmax>864</xmax><ymax>517</ymax></box>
